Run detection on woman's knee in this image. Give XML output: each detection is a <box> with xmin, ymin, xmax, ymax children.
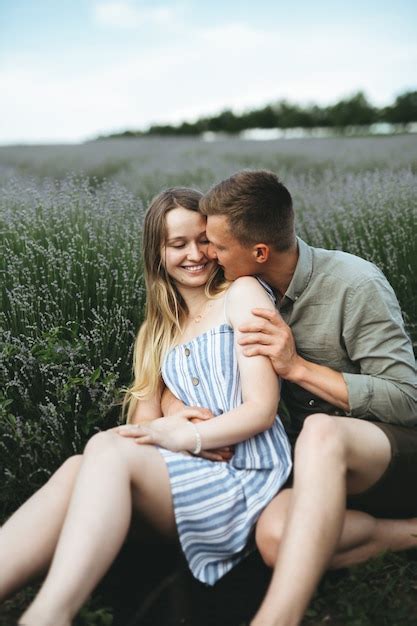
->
<box><xmin>48</xmin><ymin>454</ymin><xmax>83</xmax><ymax>489</ymax></box>
<box><xmin>83</xmin><ymin>430</ymin><xmax>120</xmax><ymax>455</ymax></box>
<box><xmin>83</xmin><ymin>429</ymin><xmax>146</xmax><ymax>471</ymax></box>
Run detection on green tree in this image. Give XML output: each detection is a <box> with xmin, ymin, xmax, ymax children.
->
<box><xmin>382</xmin><ymin>91</ymin><xmax>417</xmax><ymax>124</ymax></box>
<box><xmin>325</xmin><ymin>92</ymin><xmax>377</xmax><ymax>127</ymax></box>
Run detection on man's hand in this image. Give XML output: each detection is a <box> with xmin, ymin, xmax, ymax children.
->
<box><xmin>238</xmin><ymin>308</ymin><xmax>302</xmax><ymax>380</ymax></box>
<box><xmin>239</xmin><ymin>308</ymin><xmax>350</xmax><ymax>411</ymax></box>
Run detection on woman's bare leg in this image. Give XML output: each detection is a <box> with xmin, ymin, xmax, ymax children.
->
<box><xmin>19</xmin><ymin>432</ymin><xmax>175</xmax><ymax>626</ymax></box>
<box><xmin>330</xmin><ymin>513</ymin><xmax>417</xmax><ymax>568</ymax></box>
<box><xmin>0</xmin><ymin>455</ymin><xmax>83</xmax><ymax>603</ymax></box>
<box><xmin>256</xmin><ymin>491</ymin><xmax>417</xmax><ymax>571</ymax></box>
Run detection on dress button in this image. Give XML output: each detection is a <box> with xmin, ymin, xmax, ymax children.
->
<box><xmin>308</xmin><ymin>399</ymin><xmax>315</xmax><ymax>407</ymax></box>
<box><xmin>192</xmin><ymin>377</ymin><xmax>199</xmax><ymax>386</ymax></box>
<box><xmin>184</xmin><ymin>348</ymin><xmax>191</xmax><ymax>356</ymax></box>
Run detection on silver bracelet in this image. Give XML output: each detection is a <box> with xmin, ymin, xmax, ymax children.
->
<box><xmin>189</xmin><ymin>422</ymin><xmax>202</xmax><ymax>455</ymax></box>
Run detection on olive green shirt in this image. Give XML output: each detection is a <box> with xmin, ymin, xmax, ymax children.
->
<box><xmin>278</xmin><ymin>238</ymin><xmax>417</xmax><ymax>435</ymax></box>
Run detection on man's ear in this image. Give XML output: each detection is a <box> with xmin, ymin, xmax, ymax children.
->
<box><xmin>252</xmin><ymin>243</ymin><xmax>270</xmax><ymax>264</ymax></box>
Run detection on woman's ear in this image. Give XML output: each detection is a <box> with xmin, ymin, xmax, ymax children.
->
<box><xmin>252</xmin><ymin>243</ymin><xmax>270</xmax><ymax>264</ymax></box>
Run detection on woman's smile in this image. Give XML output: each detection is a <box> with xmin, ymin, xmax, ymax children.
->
<box><xmin>181</xmin><ymin>262</ymin><xmax>210</xmax><ymax>273</ymax></box>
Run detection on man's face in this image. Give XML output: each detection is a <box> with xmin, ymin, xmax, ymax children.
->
<box><xmin>206</xmin><ymin>215</ymin><xmax>258</xmax><ymax>280</ymax></box>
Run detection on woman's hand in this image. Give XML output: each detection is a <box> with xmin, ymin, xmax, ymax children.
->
<box><xmin>115</xmin><ymin>407</ymin><xmax>211</xmax><ymax>453</ymax></box>
<box><xmin>192</xmin><ymin>416</ymin><xmax>234</xmax><ymax>462</ymax></box>
<box><xmin>115</xmin><ymin>407</ymin><xmax>234</xmax><ymax>461</ymax></box>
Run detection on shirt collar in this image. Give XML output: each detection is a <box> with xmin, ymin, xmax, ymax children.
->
<box><xmin>283</xmin><ymin>237</ymin><xmax>313</xmax><ymax>303</ymax></box>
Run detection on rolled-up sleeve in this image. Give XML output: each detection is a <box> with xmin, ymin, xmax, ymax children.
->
<box><xmin>342</xmin><ymin>274</ymin><xmax>417</xmax><ymax>425</ymax></box>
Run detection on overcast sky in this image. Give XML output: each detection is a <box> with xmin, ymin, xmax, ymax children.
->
<box><xmin>1</xmin><ymin>0</ymin><xmax>416</xmax><ymax>144</ymax></box>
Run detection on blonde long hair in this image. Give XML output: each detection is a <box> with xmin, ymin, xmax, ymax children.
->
<box><xmin>123</xmin><ymin>187</ymin><xmax>226</xmax><ymax>423</ymax></box>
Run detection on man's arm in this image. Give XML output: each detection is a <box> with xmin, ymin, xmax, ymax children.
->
<box><xmin>128</xmin><ymin>390</ymin><xmax>162</xmax><ymax>425</ymax></box>
<box><xmin>161</xmin><ymin>387</ymin><xmax>185</xmax><ymax>416</ymax></box>
<box><xmin>238</xmin><ymin>309</ymin><xmax>350</xmax><ymax>412</ymax></box>
<box><xmin>239</xmin><ymin>276</ymin><xmax>416</xmax><ymax>425</ymax></box>
<box><xmin>341</xmin><ymin>275</ymin><xmax>416</xmax><ymax>423</ymax></box>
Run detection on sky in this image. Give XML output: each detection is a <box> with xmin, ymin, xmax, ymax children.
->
<box><xmin>1</xmin><ymin>0</ymin><xmax>416</xmax><ymax>144</ymax></box>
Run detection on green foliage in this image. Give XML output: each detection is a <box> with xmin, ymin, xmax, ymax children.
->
<box><xmin>383</xmin><ymin>91</ymin><xmax>417</xmax><ymax>125</ymax></box>
<box><xmin>325</xmin><ymin>92</ymin><xmax>376</xmax><ymax>128</ymax></box>
<box><xmin>116</xmin><ymin>90</ymin><xmax>416</xmax><ymax>137</ymax></box>
<box><xmin>0</xmin><ymin>177</ymin><xmax>146</xmax><ymax>520</ymax></box>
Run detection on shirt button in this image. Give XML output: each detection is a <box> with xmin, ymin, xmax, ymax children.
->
<box><xmin>192</xmin><ymin>377</ymin><xmax>199</xmax><ymax>386</ymax></box>
<box><xmin>184</xmin><ymin>348</ymin><xmax>191</xmax><ymax>356</ymax></box>
<box><xmin>308</xmin><ymin>399</ymin><xmax>315</xmax><ymax>407</ymax></box>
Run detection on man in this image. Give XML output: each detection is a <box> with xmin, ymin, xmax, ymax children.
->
<box><xmin>198</xmin><ymin>169</ymin><xmax>417</xmax><ymax>626</ymax></box>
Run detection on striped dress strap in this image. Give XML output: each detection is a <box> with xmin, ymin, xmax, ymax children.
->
<box><xmin>223</xmin><ymin>286</ymin><xmax>233</xmax><ymax>326</ymax></box>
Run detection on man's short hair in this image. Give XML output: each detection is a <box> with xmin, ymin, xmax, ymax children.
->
<box><xmin>200</xmin><ymin>170</ymin><xmax>296</xmax><ymax>252</ymax></box>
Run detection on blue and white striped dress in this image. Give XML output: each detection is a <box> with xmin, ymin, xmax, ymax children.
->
<box><xmin>158</xmin><ymin>290</ymin><xmax>292</xmax><ymax>585</ymax></box>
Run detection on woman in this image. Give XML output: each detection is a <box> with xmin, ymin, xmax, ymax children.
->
<box><xmin>1</xmin><ymin>187</ymin><xmax>291</xmax><ymax>626</ymax></box>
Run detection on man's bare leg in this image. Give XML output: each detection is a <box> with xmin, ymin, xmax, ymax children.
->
<box><xmin>251</xmin><ymin>413</ymin><xmax>393</xmax><ymax>626</ymax></box>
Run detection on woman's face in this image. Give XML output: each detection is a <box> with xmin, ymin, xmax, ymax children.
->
<box><xmin>162</xmin><ymin>207</ymin><xmax>217</xmax><ymax>288</ymax></box>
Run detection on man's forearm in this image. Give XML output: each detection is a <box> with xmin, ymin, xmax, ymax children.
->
<box><xmin>161</xmin><ymin>388</ymin><xmax>186</xmax><ymax>415</ymax></box>
<box><xmin>343</xmin><ymin>372</ymin><xmax>417</xmax><ymax>424</ymax></box>
<box><xmin>287</xmin><ymin>356</ymin><xmax>350</xmax><ymax>412</ymax></box>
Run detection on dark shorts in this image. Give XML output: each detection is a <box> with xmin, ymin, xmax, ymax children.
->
<box><xmin>285</xmin><ymin>421</ymin><xmax>417</xmax><ymax>519</ymax></box>
<box><xmin>347</xmin><ymin>421</ymin><xmax>417</xmax><ymax>519</ymax></box>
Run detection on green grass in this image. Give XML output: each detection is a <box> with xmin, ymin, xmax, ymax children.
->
<box><xmin>304</xmin><ymin>552</ymin><xmax>417</xmax><ymax>626</ymax></box>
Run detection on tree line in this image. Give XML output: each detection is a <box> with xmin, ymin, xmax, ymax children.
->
<box><xmin>104</xmin><ymin>91</ymin><xmax>417</xmax><ymax>138</ymax></box>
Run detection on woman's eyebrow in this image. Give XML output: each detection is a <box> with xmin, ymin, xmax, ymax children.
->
<box><xmin>166</xmin><ymin>236</ymin><xmax>186</xmax><ymax>242</ymax></box>
<box><xmin>166</xmin><ymin>231</ymin><xmax>207</xmax><ymax>242</ymax></box>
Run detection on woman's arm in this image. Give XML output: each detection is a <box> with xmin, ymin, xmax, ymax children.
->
<box><xmin>124</xmin><ymin>278</ymin><xmax>280</xmax><ymax>452</ymax></box>
<box><xmin>193</xmin><ymin>277</ymin><xmax>279</xmax><ymax>448</ymax></box>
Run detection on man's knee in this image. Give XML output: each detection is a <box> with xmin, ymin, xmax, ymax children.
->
<box><xmin>295</xmin><ymin>413</ymin><xmax>347</xmax><ymax>466</ymax></box>
<box><xmin>255</xmin><ymin>494</ymin><xmax>290</xmax><ymax>568</ymax></box>
<box><xmin>256</xmin><ymin>514</ymin><xmax>284</xmax><ymax>568</ymax></box>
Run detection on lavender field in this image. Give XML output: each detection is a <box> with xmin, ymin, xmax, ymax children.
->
<box><xmin>1</xmin><ymin>135</ymin><xmax>417</xmax><ymax>625</ymax></box>
<box><xmin>1</xmin><ymin>133</ymin><xmax>416</xmax><ymax>513</ymax></box>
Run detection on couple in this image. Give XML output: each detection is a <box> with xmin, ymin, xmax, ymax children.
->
<box><xmin>1</xmin><ymin>170</ymin><xmax>416</xmax><ymax>626</ymax></box>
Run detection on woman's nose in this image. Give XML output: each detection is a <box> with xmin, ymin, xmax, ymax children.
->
<box><xmin>207</xmin><ymin>243</ymin><xmax>217</xmax><ymax>259</ymax></box>
<box><xmin>187</xmin><ymin>242</ymin><xmax>205</xmax><ymax>260</ymax></box>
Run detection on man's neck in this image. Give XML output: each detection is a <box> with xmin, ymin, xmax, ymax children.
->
<box><xmin>258</xmin><ymin>244</ymin><xmax>299</xmax><ymax>297</ymax></box>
